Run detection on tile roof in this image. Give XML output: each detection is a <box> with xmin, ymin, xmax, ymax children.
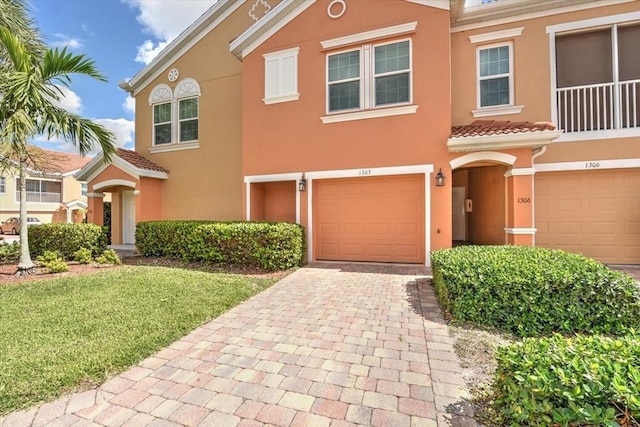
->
<box><xmin>117</xmin><ymin>148</ymin><xmax>168</xmax><ymax>173</ymax></box>
<box><xmin>450</xmin><ymin>120</ymin><xmax>557</xmax><ymax>138</ymax></box>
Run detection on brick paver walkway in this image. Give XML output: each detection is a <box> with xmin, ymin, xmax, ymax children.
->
<box><xmin>1</xmin><ymin>262</ymin><xmax>474</xmax><ymax>427</ymax></box>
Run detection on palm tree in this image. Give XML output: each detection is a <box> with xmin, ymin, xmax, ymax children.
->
<box><xmin>0</xmin><ymin>2</ymin><xmax>117</xmax><ymax>274</ymax></box>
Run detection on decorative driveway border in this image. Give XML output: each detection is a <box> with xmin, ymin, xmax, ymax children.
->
<box><xmin>1</xmin><ymin>262</ymin><xmax>475</xmax><ymax>426</ymax></box>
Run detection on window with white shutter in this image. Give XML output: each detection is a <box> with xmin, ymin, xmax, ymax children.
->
<box><xmin>263</xmin><ymin>47</ymin><xmax>300</xmax><ymax>104</ymax></box>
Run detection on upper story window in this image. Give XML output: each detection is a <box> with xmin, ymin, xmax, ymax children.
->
<box><xmin>149</xmin><ymin>78</ymin><xmax>200</xmax><ymax>148</ymax></box>
<box><xmin>264</xmin><ymin>48</ymin><xmax>299</xmax><ymax>105</ymax></box>
<box><xmin>554</xmin><ymin>23</ymin><xmax>639</xmax><ymax>134</ymax></box>
<box><xmin>16</xmin><ymin>178</ymin><xmax>62</xmax><ymax>203</ymax></box>
<box><xmin>81</xmin><ymin>182</ymin><xmax>87</xmax><ymax>197</ymax></box>
<box><xmin>0</xmin><ymin>176</ymin><xmax>5</xmax><ymax>194</ymax></box>
<box><xmin>327</xmin><ymin>39</ymin><xmax>411</xmax><ymax>114</ymax></box>
<box><xmin>477</xmin><ymin>42</ymin><xmax>512</xmax><ymax>108</ymax></box>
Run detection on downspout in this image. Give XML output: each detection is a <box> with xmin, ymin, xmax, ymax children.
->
<box><xmin>530</xmin><ymin>146</ymin><xmax>547</xmax><ymax>246</ymax></box>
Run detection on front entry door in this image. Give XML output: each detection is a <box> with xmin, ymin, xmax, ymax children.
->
<box><xmin>452</xmin><ymin>187</ymin><xmax>466</xmax><ymax>241</ymax></box>
<box><xmin>122</xmin><ymin>191</ymin><xmax>136</xmax><ymax>245</ymax></box>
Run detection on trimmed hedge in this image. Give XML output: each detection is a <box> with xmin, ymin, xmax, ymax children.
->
<box><xmin>29</xmin><ymin>223</ymin><xmax>107</xmax><ymax>260</ymax></box>
<box><xmin>431</xmin><ymin>245</ymin><xmax>640</xmax><ymax>337</ymax></box>
<box><xmin>494</xmin><ymin>333</ymin><xmax>640</xmax><ymax>426</ymax></box>
<box><xmin>136</xmin><ymin>221</ymin><xmax>304</xmax><ymax>271</ymax></box>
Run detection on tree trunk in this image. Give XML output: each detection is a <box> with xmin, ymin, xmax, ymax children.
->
<box><xmin>16</xmin><ymin>158</ymin><xmax>35</xmax><ymax>274</ymax></box>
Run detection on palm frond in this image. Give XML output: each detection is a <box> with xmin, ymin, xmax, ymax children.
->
<box><xmin>43</xmin><ymin>48</ymin><xmax>107</xmax><ymax>85</ymax></box>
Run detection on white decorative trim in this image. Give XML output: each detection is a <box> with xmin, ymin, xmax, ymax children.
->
<box><xmin>321</xmin><ymin>21</ymin><xmax>418</xmax><ymax>50</ymax></box>
<box><xmin>249</xmin><ymin>0</ymin><xmax>272</xmax><ymax>21</ymax></box>
<box><xmin>405</xmin><ymin>0</ymin><xmax>449</xmax><ymax>10</ymax></box>
<box><xmin>450</xmin><ymin>1</ymin><xmax>636</xmax><ymax>33</ymax></box>
<box><xmin>472</xmin><ymin>105</ymin><xmax>524</xmax><ymax>118</ymax></box>
<box><xmin>148</xmin><ymin>142</ymin><xmax>200</xmax><ymax>154</ymax></box>
<box><xmin>306</xmin><ymin>164</ymin><xmax>434</xmax><ymax>267</ymax></box>
<box><xmin>65</xmin><ymin>200</ymin><xmax>87</xmax><ymax>209</ymax></box>
<box><xmin>552</xmin><ymin>129</ymin><xmax>640</xmax><ymax>143</ymax></box>
<box><xmin>93</xmin><ymin>179</ymin><xmax>137</xmax><ymax>191</ymax></box>
<box><xmin>232</xmin><ymin>0</ymin><xmax>317</xmax><ymax>59</ymax></box>
<box><xmin>504</xmin><ymin>167</ymin><xmax>535</xmax><ymax>178</ymax></box>
<box><xmin>327</xmin><ymin>0</ymin><xmax>346</xmax><ymax>19</ymax></box>
<box><xmin>174</xmin><ymin>78</ymin><xmax>201</xmax><ymax>98</ymax></box>
<box><xmin>505</xmin><ymin>227</ymin><xmax>536</xmax><ymax>235</ymax></box>
<box><xmin>546</xmin><ymin>11</ymin><xmax>640</xmax><ymax>35</ymax></box>
<box><xmin>133</xmin><ymin>190</ymin><xmax>141</xmax><ymax>196</ymax></box>
<box><xmin>321</xmin><ymin>105</ymin><xmax>418</xmax><ymax>124</ymax></box>
<box><xmin>148</xmin><ymin>84</ymin><xmax>172</xmax><ymax>105</ymax></box>
<box><xmin>86</xmin><ymin>192</ymin><xmax>105</xmax><ymax>198</ymax></box>
<box><xmin>244</xmin><ymin>173</ymin><xmax>303</xmax><ymax>224</ymax></box>
<box><xmin>469</xmin><ymin>27</ymin><xmax>524</xmax><ymax>44</ymax></box>
<box><xmin>77</xmin><ymin>152</ymin><xmax>169</xmax><ymax>184</ymax></box>
<box><xmin>264</xmin><ymin>94</ymin><xmax>300</xmax><ymax>105</ymax></box>
<box><xmin>447</xmin><ymin>130</ymin><xmax>562</xmax><ymax>152</ymax></box>
<box><xmin>167</xmin><ymin>68</ymin><xmax>179</xmax><ymax>82</ymax></box>
<box><xmin>535</xmin><ymin>158</ymin><xmax>640</xmax><ymax>173</ymax></box>
<box><xmin>450</xmin><ymin>151</ymin><xmax>517</xmax><ymax>169</ymax></box>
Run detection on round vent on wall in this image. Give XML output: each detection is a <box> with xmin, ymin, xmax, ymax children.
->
<box><xmin>327</xmin><ymin>0</ymin><xmax>346</xmax><ymax>19</ymax></box>
<box><xmin>168</xmin><ymin>68</ymin><xmax>179</xmax><ymax>82</ymax></box>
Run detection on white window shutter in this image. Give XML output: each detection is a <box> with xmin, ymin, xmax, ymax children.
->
<box><xmin>265</xmin><ymin>58</ymin><xmax>280</xmax><ymax>100</ymax></box>
<box><xmin>281</xmin><ymin>54</ymin><xmax>297</xmax><ymax>96</ymax></box>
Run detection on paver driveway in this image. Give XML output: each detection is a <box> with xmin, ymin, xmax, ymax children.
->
<box><xmin>2</xmin><ymin>263</ymin><xmax>474</xmax><ymax>427</ymax></box>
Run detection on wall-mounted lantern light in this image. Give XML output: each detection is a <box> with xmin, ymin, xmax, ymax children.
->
<box><xmin>298</xmin><ymin>178</ymin><xmax>307</xmax><ymax>192</ymax></box>
<box><xmin>435</xmin><ymin>168</ymin><xmax>446</xmax><ymax>187</ymax></box>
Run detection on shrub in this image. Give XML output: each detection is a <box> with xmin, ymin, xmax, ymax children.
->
<box><xmin>29</xmin><ymin>223</ymin><xmax>107</xmax><ymax>260</ymax></box>
<box><xmin>95</xmin><ymin>249</ymin><xmax>121</xmax><ymax>265</ymax></box>
<box><xmin>493</xmin><ymin>333</ymin><xmax>640</xmax><ymax>426</ymax></box>
<box><xmin>136</xmin><ymin>221</ymin><xmax>304</xmax><ymax>271</ymax></box>
<box><xmin>36</xmin><ymin>251</ymin><xmax>68</xmax><ymax>273</ymax></box>
<box><xmin>0</xmin><ymin>242</ymin><xmax>20</xmax><ymax>264</ymax></box>
<box><xmin>73</xmin><ymin>247</ymin><xmax>93</xmax><ymax>264</ymax></box>
<box><xmin>431</xmin><ymin>245</ymin><xmax>640</xmax><ymax>337</ymax></box>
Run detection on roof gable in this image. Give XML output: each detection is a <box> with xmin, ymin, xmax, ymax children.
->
<box><xmin>75</xmin><ymin>148</ymin><xmax>168</xmax><ymax>183</ymax></box>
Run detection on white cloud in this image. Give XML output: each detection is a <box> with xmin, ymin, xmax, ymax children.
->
<box><xmin>124</xmin><ymin>0</ymin><xmax>217</xmax><ymax>64</ymax></box>
<box><xmin>123</xmin><ymin>95</ymin><xmax>136</xmax><ymax>116</ymax></box>
<box><xmin>51</xmin><ymin>85</ymin><xmax>83</xmax><ymax>114</ymax></box>
<box><xmin>50</xmin><ymin>33</ymin><xmax>83</xmax><ymax>49</ymax></box>
<box><xmin>93</xmin><ymin>118</ymin><xmax>135</xmax><ymax>149</ymax></box>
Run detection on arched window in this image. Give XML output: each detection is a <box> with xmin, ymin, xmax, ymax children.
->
<box><xmin>149</xmin><ymin>84</ymin><xmax>173</xmax><ymax>145</ymax></box>
<box><xmin>174</xmin><ymin>78</ymin><xmax>200</xmax><ymax>143</ymax></box>
<box><xmin>148</xmin><ymin>79</ymin><xmax>201</xmax><ymax>146</ymax></box>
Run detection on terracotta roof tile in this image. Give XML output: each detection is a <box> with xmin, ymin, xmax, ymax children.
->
<box><xmin>450</xmin><ymin>120</ymin><xmax>556</xmax><ymax>138</ymax></box>
<box><xmin>117</xmin><ymin>148</ymin><xmax>168</xmax><ymax>173</ymax></box>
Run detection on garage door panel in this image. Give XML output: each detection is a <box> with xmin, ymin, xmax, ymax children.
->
<box><xmin>535</xmin><ymin>169</ymin><xmax>640</xmax><ymax>264</ymax></box>
<box><xmin>316</xmin><ymin>175</ymin><xmax>425</xmax><ymax>263</ymax></box>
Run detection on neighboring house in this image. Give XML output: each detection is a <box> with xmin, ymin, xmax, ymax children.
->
<box><xmin>0</xmin><ymin>147</ymin><xmax>93</xmax><ymax>225</ymax></box>
<box><xmin>77</xmin><ymin>0</ymin><xmax>639</xmax><ymax>265</ymax></box>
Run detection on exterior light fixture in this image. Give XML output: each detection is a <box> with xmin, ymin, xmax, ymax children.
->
<box><xmin>298</xmin><ymin>178</ymin><xmax>307</xmax><ymax>192</ymax></box>
<box><xmin>435</xmin><ymin>168</ymin><xmax>445</xmax><ymax>187</ymax></box>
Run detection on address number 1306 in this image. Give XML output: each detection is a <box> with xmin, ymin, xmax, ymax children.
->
<box><xmin>359</xmin><ymin>169</ymin><xmax>371</xmax><ymax>176</ymax></box>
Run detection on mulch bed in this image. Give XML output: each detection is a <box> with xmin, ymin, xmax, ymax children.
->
<box><xmin>0</xmin><ymin>256</ymin><xmax>290</xmax><ymax>285</ymax></box>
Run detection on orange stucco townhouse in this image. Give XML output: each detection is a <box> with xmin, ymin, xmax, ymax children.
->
<box><xmin>77</xmin><ymin>0</ymin><xmax>639</xmax><ymax>265</ymax></box>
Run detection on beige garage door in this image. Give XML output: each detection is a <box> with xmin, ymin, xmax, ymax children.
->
<box><xmin>315</xmin><ymin>175</ymin><xmax>425</xmax><ymax>263</ymax></box>
<box><xmin>535</xmin><ymin>169</ymin><xmax>640</xmax><ymax>264</ymax></box>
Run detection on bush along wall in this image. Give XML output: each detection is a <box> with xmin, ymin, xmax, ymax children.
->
<box><xmin>29</xmin><ymin>223</ymin><xmax>108</xmax><ymax>260</ymax></box>
<box><xmin>136</xmin><ymin>221</ymin><xmax>304</xmax><ymax>271</ymax></box>
<box><xmin>430</xmin><ymin>245</ymin><xmax>640</xmax><ymax>337</ymax></box>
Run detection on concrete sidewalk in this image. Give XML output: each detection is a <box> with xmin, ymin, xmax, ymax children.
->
<box><xmin>1</xmin><ymin>262</ymin><xmax>474</xmax><ymax>427</ymax></box>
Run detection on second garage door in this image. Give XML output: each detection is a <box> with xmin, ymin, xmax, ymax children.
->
<box><xmin>315</xmin><ymin>175</ymin><xmax>425</xmax><ymax>263</ymax></box>
<box><xmin>535</xmin><ymin>168</ymin><xmax>640</xmax><ymax>264</ymax></box>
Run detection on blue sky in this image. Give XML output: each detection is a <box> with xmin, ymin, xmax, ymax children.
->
<box><xmin>29</xmin><ymin>0</ymin><xmax>217</xmax><ymax>153</ymax></box>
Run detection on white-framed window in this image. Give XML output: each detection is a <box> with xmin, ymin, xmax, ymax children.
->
<box><xmin>477</xmin><ymin>42</ymin><xmax>513</xmax><ymax>108</ymax></box>
<box><xmin>149</xmin><ymin>79</ymin><xmax>200</xmax><ymax>146</ymax></box>
<box><xmin>16</xmin><ymin>178</ymin><xmax>62</xmax><ymax>203</ymax></box>
<box><xmin>81</xmin><ymin>182</ymin><xmax>87</xmax><ymax>197</ymax></box>
<box><xmin>0</xmin><ymin>176</ymin><xmax>5</xmax><ymax>194</ymax></box>
<box><xmin>327</xmin><ymin>39</ymin><xmax>411</xmax><ymax>114</ymax></box>
<box><xmin>263</xmin><ymin>47</ymin><xmax>299</xmax><ymax>104</ymax></box>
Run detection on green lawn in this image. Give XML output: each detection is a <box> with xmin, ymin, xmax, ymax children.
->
<box><xmin>0</xmin><ymin>266</ymin><xmax>277</xmax><ymax>415</ymax></box>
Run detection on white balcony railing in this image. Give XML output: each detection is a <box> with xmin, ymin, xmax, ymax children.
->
<box><xmin>16</xmin><ymin>191</ymin><xmax>62</xmax><ymax>203</ymax></box>
<box><xmin>556</xmin><ymin>80</ymin><xmax>639</xmax><ymax>133</ymax></box>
